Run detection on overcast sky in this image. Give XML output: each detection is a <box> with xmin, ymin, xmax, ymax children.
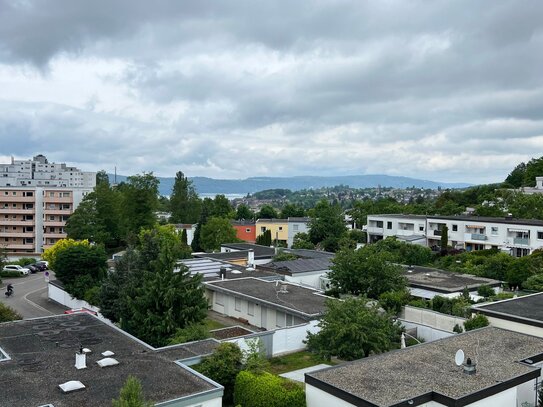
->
<box><xmin>0</xmin><ymin>1</ymin><xmax>542</xmax><ymax>184</ymax></box>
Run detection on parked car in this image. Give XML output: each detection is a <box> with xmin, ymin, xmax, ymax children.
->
<box><xmin>2</xmin><ymin>265</ymin><xmax>30</xmax><ymax>276</ymax></box>
<box><xmin>37</xmin><ymin>260</ymin><xmax>49</xmax><ymax>269</ymax></box>
<box><xmin>29</xmin><ymin>262</ymin><xmax>47</xmax><ymax>272</ymax></box>
<box><xmin>26</xmin><ymin>264</ymin><xmax>39</xmax><ymax>273</ymax></box>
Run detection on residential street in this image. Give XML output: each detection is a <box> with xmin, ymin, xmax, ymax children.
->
<box><xmin>0</xmin><ymin>272</ymin><xmax>67</xmax><ymax>319</ymax></box>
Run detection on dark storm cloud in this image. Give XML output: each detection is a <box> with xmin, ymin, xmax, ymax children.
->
<box><xmin>0</xmin><ymin>0</ymin><xmax>542</xmax><ymax>183</ymax></box>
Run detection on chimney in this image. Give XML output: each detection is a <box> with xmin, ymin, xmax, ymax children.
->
<box><xmin>220</xmin><ymin>266</ymin><xmax>227</xmax><ymax>280</ymax></box>
<box><xmin>75</xmin><ymin>346</ymin><xmax>87</xmax><ymax>370</ymax></box>
<box><xmin>463</xmin><ymin>358</ymin><xmax>476</xmax><ymax>375</ymax></box>
<box><xmin>247</xmin><ymin>249</ymin><xmax>255</xmax><ymax>267</ymax></box>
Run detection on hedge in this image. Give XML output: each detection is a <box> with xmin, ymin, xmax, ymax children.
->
<box><xmin>234</xmin><ymin>371</ymin><xmax>305</xmax><ymax>407</ymax></box>
<box><xmin>0</xmin><ymin>271</ymin><xmax>25</xmax><ymax>278</ymax></box>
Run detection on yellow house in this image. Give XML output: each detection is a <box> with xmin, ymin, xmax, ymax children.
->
<box><xmin>256</xmin><ymin>218</ymin><xmax>289</xmax><ymax>245</ymax></box>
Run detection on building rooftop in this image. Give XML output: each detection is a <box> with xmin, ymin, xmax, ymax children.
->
<box><xmin>205</xmin><ymin>277</ymin><xmax>329</xmax><ymax>319</ymax></box>
<box><xmin>428</xmin><ymin>215</ymin><xmax>543</xmax><ymax>227</ymax></box>
<box><xmin>306</xmin><ymin>327</ymin><xmax>543</xmax><ymax>407</ymax></box>
<box><xmin>368</xmin><ymin>214</ymin><xmax>428</xmax><ymax>220</ymax></box>
<box><xmin>283</xmin><ymin>249</ymin><xmax>335</xmax><ymax>259</ymax></box>
<box><xmin>178</xmin><ymin>258</ymin><xmax>280</xmax><ymax>282</ymax></box>
<box><xmin>404</xmin><ymin>265</ymin><xmax>501</xmax><ymax>293</ymax></box>
<box><xmin>266</xmin><ymin>258</ymin><xmax>332</xmax><ymax>274</ymax></box>
<box><xmin>231</xmin><ymin>220</ymin><xmax>256</xmax><ymax>226</ymax></box>
<box><xmin>194</xmin><ymin>250</ymin><xmax>254</xmax><ymax>261</ymax></box>
<box><xmin>220</xmin><ymin>243</ymin><xmax>276</xmax><ymax>258</ymax></box>
<box><xmin>255</xmin><ymin>218</ymin><xmax>288</xmax><ymax>223</ymax></box>
<box><xmin>0</xmin><ymin>314</ymin><xmax>222</xmax><ymax>407</ymax></box>
<box><xmin>287</xmin><ymin>217</ymin><xmax>311</xmax><ymax>223</ymax></box>
<box><xmin>474</xmin><ymin>292</ymin><xmax>543</xmax><ymax>327</ymax></box>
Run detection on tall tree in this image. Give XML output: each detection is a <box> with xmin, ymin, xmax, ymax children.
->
<box><xmin>121</xmin><ymin>173</ymin><xmax>159</xmax><ymax>235</ymax></box>
<box><xmin>112</xmin><ymin>376</ymin><xmax>153</xmax><ymax>407</ymax></box>
<box><xmin>235</xmin><ymin>204</ymin><xmax>254</xmax><ymax>220</ymax></box>
<box><xmin>329</xmin><ymin>247</ymin><xmax>407</xmax><ymax>298</ymax></box>
<box><xmin>257</xmin><ymin>204</ymin><xmax>278</xmax><ymax>219</ymax></box>
<box><xmin>280</xmin><ymin>203</ymin><xmax>305</xmax><ymax>219</ymax></box>
<box><xmin>440</xmin><ymin>224</ymin><xmax>449</xmax><ymax>251</ymax></box>
<box><xmin>305</xmin><ymin>297</ymin><xmax>402</xmax><ymax>360</ymax></box>
<box><xmin>200</xmin><ymin>217</ymin><xmax>238</xmax><ymax>251</ymax></box>
<box><xmin>308</xmin><ymin>200</ymin><xmax>346</xmax><ymax>246</ymax></box>
<box><xmin>212</xmin><ymin>194</ymin><xmax>233</xmax><ymax>218</ymax></box>
<box><xmin>169</xmin><ymin>171</ymin><xmax>201</xmax><ymax>224</ymax></box>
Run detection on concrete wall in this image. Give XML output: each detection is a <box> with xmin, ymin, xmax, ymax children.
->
<box><xmin>400</xmin><ymin>320</ymin><xmax>455</xmax><ymax>343</ymax></box>
<box><xmin>48</xmin><ymin>283</ymin><xmax>100</xmax><ymax>313</ymax></box>
<box><xmin>306</xmin><ymin>384</ymin><xmax>358</xmax><ymax>407</ymax></box>
<box><xmin>483</xmin><ymin>315</ymin><xmax>543</xmax><ymax>338</ymax></box>
<box><xmin>272</xmin><ymin>320</ymin><xmax>320</xmax><ymax>356</ymax></box>
<box><xmin>401</xmin><ymin>306</ymin><xmax>467</xmax><ymax>333</ymax></box>
<box><xmin>284</xmin><ymin>271</ymin><xmax>329</xmax><ymax>290</ymax></box>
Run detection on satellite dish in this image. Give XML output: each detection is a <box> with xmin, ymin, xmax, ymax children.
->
<box><xmin>455</xmin><ymin>349</ymin><xmax>465</xmax><ymax>366</ymax></box>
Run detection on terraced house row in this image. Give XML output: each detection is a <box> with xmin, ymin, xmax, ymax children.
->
<box><xmin>232</xmin><ymin>217</ymin><xmax>310</xmax><ymax>247</ymax></box>
<box><xmin>0</xmin><ymin>155</ymin><xmax>95</xmax><ymax>256</ymax></box>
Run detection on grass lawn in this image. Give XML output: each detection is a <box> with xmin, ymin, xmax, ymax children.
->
<box><xmin>267</xmin><ymin>351</ymin><xmax>335</xmax><ymax>375</ymax></box>
<box><xmin>204</xmin><ymin>317</ymin><xmax>228</xmax><ymax>331</ymax></box>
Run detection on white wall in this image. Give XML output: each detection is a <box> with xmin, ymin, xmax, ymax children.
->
<box><xmin>306</xmin><ymin>384</ymin><xmax>358</xmax><ymax>407</ymax></box>
<box><xmin>402</xmin><ymin>306</ymin><xmax>467</xmax><ymax>333</ymax></box>
<box><xmin>484</xmin><ymin>315</ymin><xmax>543</xmax><ymax>338</ymax></box>
<box><xmin>272</xmin><ymin>320</ymin><xmax>320</xmax><ymax>356</ymax></box>
<box><xmin>284</xmin><ymin>271</ymin><xmax>329</xmax><ymax>290</ymax></box>
<box><xmin>465</xmin><ymin>387</ymin><xmax>517</xmax><ymax>407</ymax></box>
<box><xmin>48</xmin><ymin>283</ymin><xmax>100</xmax><ymax>313</ymax></box>
<box><xmin>400</xmin><ymin>320</ymin><xmax>455</xmax><ymax>343</ymax></box>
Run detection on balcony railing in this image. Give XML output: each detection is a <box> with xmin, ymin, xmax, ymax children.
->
<box><xmin>513</xmin><ymin>237</ymin><xmax>530</xmax><ymax>246</ymax></box>
<box><xmin>367</xmin><ymin>226</ymin><xmax>384</xmax><ymax>234</ymax></box>
<box><xmin>471</xmin><ymin>233</ymin><xmax>488</xmax><ymax>241</ymax></box>
<box><xmin>433</xmin><ymin>230</ymin><xmax>442</xmax><ymax>236</ymax></box>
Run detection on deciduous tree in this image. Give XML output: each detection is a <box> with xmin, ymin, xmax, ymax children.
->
<box><xmin>200</xmin><ymin>217</ymin><xmax>238</xmax><ymax>252</ymax></box>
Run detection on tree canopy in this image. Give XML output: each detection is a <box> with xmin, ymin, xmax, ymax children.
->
<box><xmin>200</xmin><ymin>217</ymin><xmax>238</xmax><ymax>252</ymax></box>
<box><xmin>305</xmin><ymin>297</ymin><xmax>401</xmax><ymax>360</ymax></box>
<box><xmin>169</xmin><ymin>171</ymin><xmax>201</xmax><ymax>224</ymax></box>
<box><xmin>308</xmin><ymin>200</ymin><xmax>346</xmax><ymax>249</ymax></box>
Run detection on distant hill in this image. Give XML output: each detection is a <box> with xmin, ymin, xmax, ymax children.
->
<box><xmin>108</xmin><ymin>174</ymin><xmax>471</xmax><ymax>196</ymax></box>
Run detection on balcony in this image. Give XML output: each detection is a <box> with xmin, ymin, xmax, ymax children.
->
<box><xmin>0</xmin><ymin>208</ymin><xmax>35</xmax><ymax>214</ymax></box>
<box><xmin>433</xmin><ymin>230</ymin><xmax>442</xmax><ymax>236</ymax></box>
<box><xmin>43</xmin><ymin>209</ymin><xmax>72</xmax><ymax>215</ymax></box>
<box><xmin>0</xmin><ymin>196</ymin><xmax>35</xmax><ymax>202</ymax></box>
<box><xmin>0</xmin><ymin>232</ymin><xmax>35</xmax><ymax>238</ymax></box>
<box><xmin>513</xmin><ymin>237</ymin><xmax>530</xmax><ymax>246</ymax></box>
<box><xmin>0</xmin><ymin>219</ymin><xmax>35</xmax><ymax>226</ymax></box>
<box><xmin>43</xmin><ymin>232</ymin><xmax>67</xmax><ymax>239</ymax></box>
<box><xmin>397</xmin><ymin>229</ymin><xmax>416</xmax><ymax>236</ymax></box>
<box><xmin>367</xmin><ymin>226</ymin><xmax>384</xmax><ymax>234</ymax></box>
<box><xmin>464</xmin><ymin>233</ymin><xmax>488</xmax><ymax>241</ymax></box>
<box><xmin>43</xmin><ymin>221</ymin><xmax>66</xmax><ymax>227</ymax></box>
<box><xmin>5</xmin><ymin>243</ymin><xmax>35</xmax><ymax>250</ymax></box>
<box><xmin>43</xmin><ymin>196</ymin><xmax>73</xmax><ymax>204</ymax></box>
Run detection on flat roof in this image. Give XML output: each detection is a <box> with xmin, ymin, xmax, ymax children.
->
<box><xmin>284</xmin><ymin>249</ymin><xmax>335</xmax><ymax>259</ymax></box>
<box><xmin>474</xmin><ymin>293</ymin><xmax>543</xmax><ymax>327</ymax></box>
<box><xmin>405</xmin><ymin>266</ymin><xmax>501</xmax><ymax>293</ymax></box>
<box><xmin>0</xmin><ymin>314</ymin><xmax>221</xmax><ymax>407</ymax></box>
<box><xmin>220</xmin><ymin>243</ymin><xmax>275</xmax><ymax>258</ymax></box>
<box><xmin>205</xmin><ymin>277</ymin><xmax>329</xmax><ymax>318</ymax></box>
<box><xmin>306</xmin><ymin>327</ymin><xmax>543</xmax><ymax>407</ymax></box>
<box><xmin>369</xmin><ymin>214</ymin><xmax>543</xmax><ymax>227</ymax></box>
<box><xmin>267</xmin><ymin>258</ymin><xmax>332</xmax><ymax>274</ymax></box>
<box><xmin>368</xmin><ymin>214</ymin><xmax>427</xmax><ymax>220</ymax></box>
<box><xmin>178</xmin><ymin>258</ymin><xmax>280</xmax><ymax>282</ymax></box>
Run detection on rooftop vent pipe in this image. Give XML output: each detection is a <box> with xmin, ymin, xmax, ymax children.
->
<box><xmin>75</xmin><ymin>346</ymin><xmax>86</xmax><ymax>370</ymax></box>
<box><xmin>463</xmin><ymin>358</ymin><xmax>476</xmax><ymax>375</ymax></box>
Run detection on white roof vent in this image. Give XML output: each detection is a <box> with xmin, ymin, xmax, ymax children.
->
<box><xmin>38</xmin><ymin>405</ymin><xmax>55</xmax><ymax>407</ymax></box>
<box><xmin>101</xmin><ymin>350</ymin><xmax>115</xmax><ymax>357</ymax></box>
<box><xmin>59</xmin><ymin>380</ymin><xmax>86</xmax><ymax>393</ymax></box>
<box><xmin>82</xmin><ymin>348</ymin><xmax>92</xmax><ymax>354</ymax></box>
<box><xmin>97</xmin><ymin>357</ymin><xmax>120</xmax><ymax>368</ymax></box>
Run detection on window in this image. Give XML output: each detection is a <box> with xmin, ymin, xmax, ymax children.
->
<box><xmin>49</xmin><ymin>192</ymin><xmax>54</xmax><ymax>197</ymax></box>
<box><xmin>538</xmin><ymin>232</ymin><xmax>543</xmax><ymax>240</ymax></box>
<box><xmin>491</xmin><ymin>227</ymin><xmax>499</xmax><ymax>235</ymax></box>
<box><xmin>215</xmin><ymin>292</ymin><xmax>223</xmax><ymax>306</ymax></box>
<box><xmin>275</xmin><ymin>311</ymin><xmax>285</xmax><ymax>328</ymax></box>
<box><xmin>278</xmin><ymin>226</ymin><xmax>283</xmax><ymax>231</ymax></box>
<box><xmin>387</xmin><ymin>221</ymin><xmax>392</xmax><ymax>230</ymax></box>
<box><xmin>419</xmin><ymin>225</ymin><xmax>424</xmax><ymax>232</ymax></box>
<box><xmin>235</xmin><ymin>297</ymin><xmax>241</xmax><ymax>312</ymax></box>
<box><xmin>286</xmin><ymin>314</ymin><xmax>293</xmax><ymax>327</ymax></box>
<box><xmin>246</xmin><ymin>228</ymin><xmax>251</xmax><ymax>233</ymax></box>
<box><xmin>261</xmin><ymin>227</ymin><xmax>266</xmax><ymax>233</ymax></box>
<box><xmin>376</xmin><ymin>221</ymin><xmax>383</xmax><ymax>228</ymax></box>
<box><xmin>248</xmin><ymin>302</ymin><xmax>254</xmax><ymax>316</ymax></box>
<box><xmin>293</xmin><ymin>224</ymin><xmax>299</xmax><ymax>231</ymax></box>
<box><xmin>452</xmin><ymin>225</ymin><xmax>458</xmax><ymax>232</ymax></box>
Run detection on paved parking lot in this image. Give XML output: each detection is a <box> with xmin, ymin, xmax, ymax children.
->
<box><xmin>0</xmin><ymin>272</ymin><xmax>67</xmax><ymax>319</ymax></box>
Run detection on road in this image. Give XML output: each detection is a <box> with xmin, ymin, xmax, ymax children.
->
<box><xmin>0</xmin><ymin>272</ymin><xmax>68</xmax><ymax>319</ymax></box>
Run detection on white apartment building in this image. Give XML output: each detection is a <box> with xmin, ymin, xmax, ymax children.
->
<box><xmin>366</xmin><ymin>214</ymin><xmax>543</xmax><ymax>257</ymax></box>
<box><xmin>0</xmin><ymin>155</ymin><xmax>95</xmax><ymax>256</ymax></box>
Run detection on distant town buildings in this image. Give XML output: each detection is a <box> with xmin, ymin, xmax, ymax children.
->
<box><xmin>0</xmin><ymin>155</ymin><xmax>95</xmax><ymax>256</ymax></box>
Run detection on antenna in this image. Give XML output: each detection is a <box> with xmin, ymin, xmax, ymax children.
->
<box><xmin>455</xmin><ymin>349</ymin><xmax>465</xmax><ymax>366</ymax></box>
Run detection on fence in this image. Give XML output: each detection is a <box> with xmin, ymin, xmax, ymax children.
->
<box><xmin>48</xmin><ymin>281</ymin><xmax>100</xmax><ymax>313</ymax></box>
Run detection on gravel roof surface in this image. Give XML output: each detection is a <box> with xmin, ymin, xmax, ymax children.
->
<box><xmin>405</xmin><ymin>266</ymin><xmax>501</xmax><ymax>292</ymax></box>
<box><xmin>220</xmin><ymin>243</ymin><xmax>276</xmax><ymax>257</ymax></box>
<box><xmin>268</xmin><ymin>258</ymin><xmax>332</xmax><ymax>274</ymax></box>
<box><xmin>307</xmin><ymin>327</ymin><xmax>543</xmax><ymax>406</ymax></box>
<box><xmin>0</xmin><ymin>314</ymin><xmax>218</xmax><ymax>407</ymax></box>
<box><xmin>475</xmin><ymin>293</ymin><xmax>543</xmax><ymax>322</ymax></box>
<box><xmin>206</xmin><ymin>277</ymin><xmax>329</xmax><ymax>317</ymax></box>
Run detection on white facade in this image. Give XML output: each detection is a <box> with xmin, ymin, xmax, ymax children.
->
<box><xmin>287</xmin><ymin>218</ymin><xmax>310</xmax><ymax>248</ymax></box>
<box><xmin>206</xmin><ymin>288</ymin><xmax>309</xmax><ymax>330</ymax></box>
<box><xmin>283</xmin><ymin>270</ymin><xmax>330</xmax><ymax>290</ymax></box>
<box><xmin>366</xmin><ymin>214</ymin><xmax>543</xmax><ymax>257</ymax></box>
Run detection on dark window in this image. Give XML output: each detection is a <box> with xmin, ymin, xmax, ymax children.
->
<box><xmin>538</xmin><ymin>232</ymin><xmax>543</xmax><ymax>240</ymax></box>
<box><xmin>387</xmin><ymin>222</ymin><xmax>392</xmax><ymax>230</ymax></box>
<box><xmin>452</xmin><ymin>225</ymin><xmax>458</xmax><ymax>232</ymax></box>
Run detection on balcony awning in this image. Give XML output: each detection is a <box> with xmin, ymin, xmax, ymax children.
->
<box><xmin>465</xmin><ymin>225</ymin><xmax>485</xmax><ymax>229</ymax></box>
<box><xmin>508</xmin><ymin>228</ymin><xmax>529</xmax><ymax>233</ymax></box>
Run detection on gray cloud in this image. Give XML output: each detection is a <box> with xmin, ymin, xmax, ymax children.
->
<box><xmin>0</xmin><ymin>0</ymin><xmax>542</xmax><ymax>184</ymax></box>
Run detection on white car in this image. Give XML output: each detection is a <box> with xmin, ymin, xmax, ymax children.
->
<box><xmin>2</xmin><ymin>265</ymin><xmax>30</xmax><ymax>276</ymax></box>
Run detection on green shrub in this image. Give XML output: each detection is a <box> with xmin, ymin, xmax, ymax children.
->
<box><xmin>453</xmin><ymin>324</ymin><xmax>464</xmax><ymax>333</ymax></box>
<box><xmin>234</xmin><ymin>371</ymin><xmax>305</xmax><ymax>407</ymax></box>
<box><xmin>0</xmin><ymin>271</ymin><xmax>24</xmax><ymax>278</ymax></box>
<box><xmin>197</xmin><ymin>343</ymin><xmax>243</xmax><ymax>405</ymax></box>
<box><xmin>477</xmin><ymin>285</ymin><xmax>496</xmax><ymax>298</ymax></box>
<box><xmin>464</xmin><ymin>314</ymin><xmax>489</xmax><ymax>331</ymax></box>
<box><xmin>523</xmin><ymin>274</ymin><xmax>543</xmax><ymax>291</ymax></box>
<box><xmin>83</xmin><ymin>286</ymin><xmax>101</xmax><ymax>306</ymax></box>
<box><xmin>408</xmin><ymin>299</ymin><xmax>429</xmax><ymax>309</ymax></box>
<box><xmin>491</xmin><ymin>292</ymin><xmax>515</xmax><ymax>301</ymax></box>
<box><xmin>379</xmin><ymin>289</ymin><xmax>411</xmax><ymax>314</ymax></box>
<box><xmin>0</xmin><ymin>302</ymin><xmax>22</xmax><ymax>322</ymax></box>
<box><xmin>169</xmin><ymin>323</ymin><xmax>210</xmax><ymax>344</ymax></box>
<box><xmin>16</xmin><ymin>257</ymin><xmax>37</xmax><ymax>266</ymax></box>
